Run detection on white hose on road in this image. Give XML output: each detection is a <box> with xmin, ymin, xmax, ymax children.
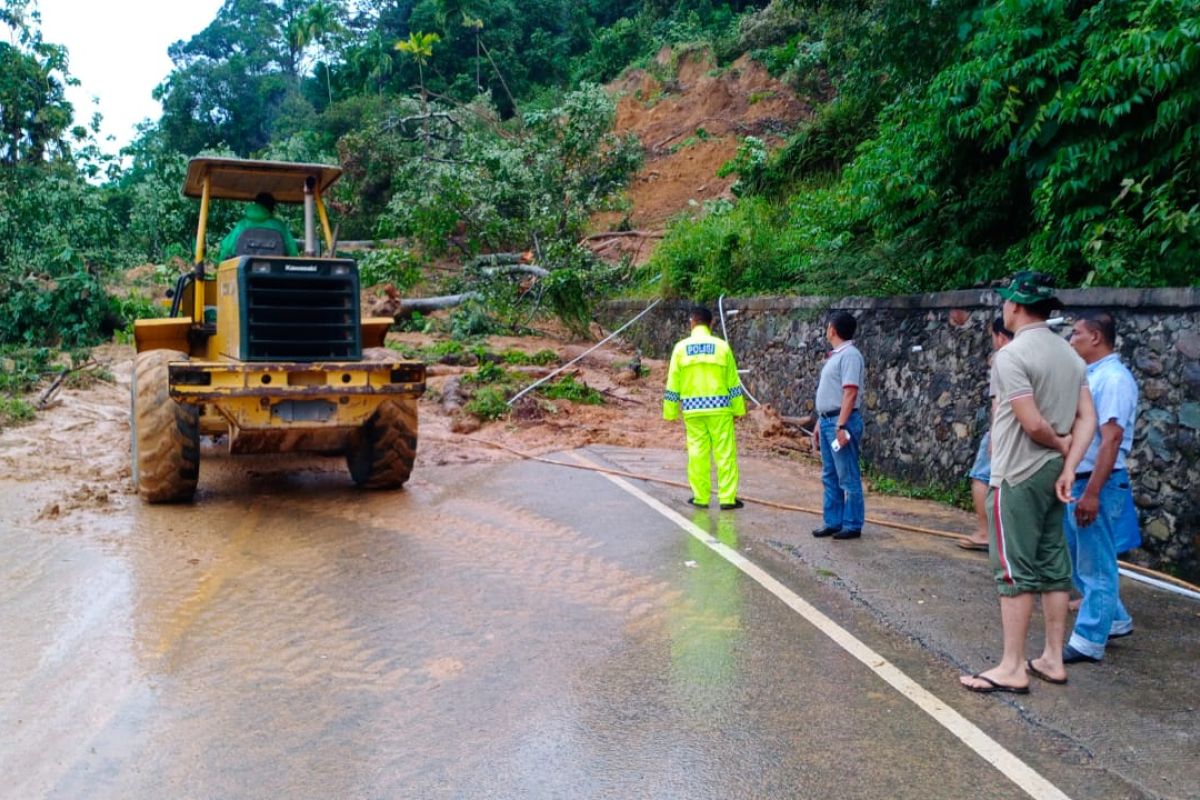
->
<box><xmin>507</xmin><ymin>298</ymin><xmax>662</xmax><ymax>406</ymax></box>
<box><xmin>1119</xmin><ymin>568</ymin><xmax>1200</xmax><ymax>601</ymax></box>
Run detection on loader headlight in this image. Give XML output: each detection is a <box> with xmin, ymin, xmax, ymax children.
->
<box><xmin>331</xmin><ymin>263</ymin><xmax>351</xmax><ymax>276</ymax></box>
<box><xmin>251</xmin><ymin>261</ymin><xmax>272</xmax><ymax>274</ymax></box>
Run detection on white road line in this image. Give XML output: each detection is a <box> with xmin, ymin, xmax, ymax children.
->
<box><xmin>570</xmin><ymin>452</ymin><xmax>1073</xmax><ymax>800</ymax></box>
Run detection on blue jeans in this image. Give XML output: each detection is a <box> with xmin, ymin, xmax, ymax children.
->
<box><xmin>819</xmin><ymin>411</ymin><xmax>864</xmax><ymax>531</ymax></box>
<box><xmin>1064</xmin><ymin>472</ymin><xmax>1135</xmax><ymax>659</ymax></box>
<box><xmin>968</xmin><ymin>431</ymin><xmax>991</xmax><ymax>483</ymax></box>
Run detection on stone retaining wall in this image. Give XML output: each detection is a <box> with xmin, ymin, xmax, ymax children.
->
<box><xmin>603</xmin><ymin>289</ymin><xmax>1200</xmax><ymax>579</ymax></box>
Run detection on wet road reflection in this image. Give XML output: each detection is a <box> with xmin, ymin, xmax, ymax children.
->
<box><xmin>669</xmin><ymin>512</ymin><xmax>744</xmax><ymax>710</ymax></box>
<box><xmin>0</xmin><ymin>455</ymin><xmax>1041</xmax><ymax>799</ymax></box>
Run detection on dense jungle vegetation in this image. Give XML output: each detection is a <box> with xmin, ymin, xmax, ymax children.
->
<box><xmin>1</xmin><ymin>0</ymin><xmax>1197</xmax><ymax>375</ymax></box>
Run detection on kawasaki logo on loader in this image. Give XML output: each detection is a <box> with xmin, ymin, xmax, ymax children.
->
<box><xmin>285</xmin><ymin>265</ymin><xmax>319</xmax><ymax>273</ymax></box>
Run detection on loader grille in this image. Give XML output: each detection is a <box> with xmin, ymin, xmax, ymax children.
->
<box><xmin>242</xmin><ymin>259</ymin><xmax>361</xmax><ymax>361</ymax></box>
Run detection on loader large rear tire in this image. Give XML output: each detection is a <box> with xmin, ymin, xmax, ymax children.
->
<box><xmin>131</xmin><ymin>349</ymin><xmax>199</xmax><ymax>503</ymax></box>
<box><xmin>346</xmin><ymin>347</ymin><xmax>419</xmax><ymax>489</ymax></box>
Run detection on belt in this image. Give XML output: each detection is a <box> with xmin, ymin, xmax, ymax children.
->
<box><xmin>1075</xmin><ymin>468</ymin><xmax>1125</xmax><ymax>482</ymax></box>
<box><xmin>819</xmin><ymin>411</ymin><xmax>839</xmax><ymax>419</ymax></box>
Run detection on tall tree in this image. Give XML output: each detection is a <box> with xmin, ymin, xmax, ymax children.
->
<box><xmin>154</xmin><ymin>0</ymin><xmax>330</xmax><ymax>156</ymax></box>
<box><xmin>0</xmin><ymin>0</ymin><xmax>74</xmax><ymax>165</ymax></box>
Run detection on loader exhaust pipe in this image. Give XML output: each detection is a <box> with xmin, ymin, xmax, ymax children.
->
<box><xmin>303</xmin><ymin>175</ymin><xmax>317</xmax><ymax>256</ymax></box>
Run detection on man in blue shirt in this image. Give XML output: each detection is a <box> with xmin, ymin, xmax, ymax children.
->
<box><xmin>1062</xmin><ymin>310</ymin><xmax>1137</xmax><ymax>664</ymax></box>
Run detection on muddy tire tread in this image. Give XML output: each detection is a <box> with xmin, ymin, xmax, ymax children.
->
<box><xmin>347</xmin><ymin>347</ymin><xmax>419</xmax><ymax>489</ymax></box>
<box><xmin>132</xmin><ymin>349</ymin><xmax>199</xmax><ymax>503</ymax></box>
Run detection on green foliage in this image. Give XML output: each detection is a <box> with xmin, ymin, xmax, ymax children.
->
<box><xmin>111</xmin><ymin>293</ymin><xmax>167</xmax><ymax>344</ymax></box>
<box><xmin>0</xmin><ymin>249</ymin><xmax>115</xmax><ymax>347</ymax></box>
<box><xmin>360</xmin><ymin>84</ymin><xmax>641</xmax><ymax>256</ymax></box>
<box><xmin>153</xmin><ymin>0</ymin><xmax>331</xmax><ymax>156</ymax></box>
<box><xmin>539</xmin><ymin>375</ymin><xmax>603</xmax><ymax>405</ymax></box>
<box><xmin>0</xmin><ymin>345</ymin><xmax>53</xmax><ymax>394</ymax></box>
<box><xmin>649</xmin><ymin>192</ymin><xmax>870</xmax><ymax>299</ymax></box>
<box><xmin>462</xmin><ymin>359</ymin><xmax>508</xmax><ymax>384</ymax></box>
<box><xmin>501</xmin><ymin>348</ymin><xmax>558</xmax><ymax>365</ymax></box>
<box><xmin>356</xmin><ymin>247</ymin><xmax>423</xmax><ymax>289</ymax></box>
<box><xmin>450</xmin><ymin>299</ymin><xmax>509</xmax><ymax>339</ymax></box>
<box><xmin>0</xmin><ymin>1</ymin><xmax>74</xmax><ymax>166</ymax></box>
<box><xmin>571</xmin><ymin>16</ymin><xmax>652</xmax><ymax>84</ymax></box>
<box><xmin>465</xmin><ymin>385</ymin><xmax>511</xmax><ymax>420</ymax></box>
<box><xmin>656</xmin><ymin>0</ymin><xmax>1200</xmax><ymax>297</ymax></box>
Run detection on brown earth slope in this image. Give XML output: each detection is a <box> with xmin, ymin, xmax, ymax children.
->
<box><xmin>590</xmin><ymin>46</ymin><xmax>811</xmax><ymax>263</ymax></box>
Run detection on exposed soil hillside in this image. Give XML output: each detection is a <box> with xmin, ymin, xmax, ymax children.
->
<box><xmin>590</xmin><ymin>47</ymin><xmax>811</xmax><ymax>263</ymax></box>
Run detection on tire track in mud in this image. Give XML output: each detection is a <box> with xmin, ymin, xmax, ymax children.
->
<box><xmin>449</xmin><ymin>496</ymin><xmax>681</xmax><ymax>631</ymax></box>
<box><xmin>129</xmin><ymin>503</ymin><xmax>431</xmax><ymax>698</ymax></box>
<box><xmin>232</xmin><ymin>482</ymin><xmax>689</xmax><ymax>793</ymax></box>
<box><xmin>5</xmin><ymin>453</ymin><xmax>689</xmax><ymax>795</ymax></box>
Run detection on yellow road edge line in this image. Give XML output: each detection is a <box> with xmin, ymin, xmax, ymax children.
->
<box><xmin>569</xmin><ymin>451</ymin><xmax>1073</xmax><ymax>800</ymax></box>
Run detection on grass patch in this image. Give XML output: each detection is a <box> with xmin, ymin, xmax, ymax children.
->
<box><xmin>0</xmin><ymin>396</ymin><xmax>35</xmax><ymax>427</ymax></box>
<box><xmin>501</xmin><ymin>348</ymin><xmax>559</xmax><ymax>366</ymax></box>
<box><xmin>386</xmin><ymin>338</ymin><xmax>478</xmax><ymax>364</ymax></box>
<box><xmin>465</xmin><ymin>386</ymin><xmax>511</xmax><ymax>421</ymax></box>
<box><xmin>539</xmin><ymin>375</ymin><xmax>603</xmax><ymax>405</ymax></box>
<box><xmin>864</xmin><ymin>465</ymin><xmax>972</xmax><ymax>511</ymax></box>
<box><xmin>463</xmin><ymin>360</ymin><xmax>509</xmax><ymax>385</ymax></box>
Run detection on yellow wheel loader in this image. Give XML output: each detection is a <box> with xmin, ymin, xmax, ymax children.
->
<box><xmin>130</xmin><ymin>157</ymin><xmax>425</xmax><ymax>502</ymax></box>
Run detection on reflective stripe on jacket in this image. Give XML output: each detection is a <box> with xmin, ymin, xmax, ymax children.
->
<box><xmin>663</xmin><ymin>325</ymin><xmax>746</xmax><ymax>420</ymax></box>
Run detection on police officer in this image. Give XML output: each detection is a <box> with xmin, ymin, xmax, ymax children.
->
<box><xmin>663</xmin><ymin>306</ymin><xmax>747</xmax><ymax>509</ymax></box>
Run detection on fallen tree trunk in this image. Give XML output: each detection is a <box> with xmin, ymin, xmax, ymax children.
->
<box><xmin>399</xmin><ymin>292</ymin><xmax>482</xmax><ymax>314</ymax></box>
<box><xmin>469</xmin><ymin>252</ymin><xmax>527</xmax><ymax>267</ymax></box>
<box><xmin>581</xmin><ymin>230</ymin><xmax>664</xmax><ymax>242</ymax></box>
<box><xmin>441</xmin><ymin>377</ymin><xmax>464</xmax><ymax>414</ymax></box>
<box><xmin>335</xmin><ymin>239</ymin><xmax>407</xmax><ymax>251</ymax></box>
<box><xmin>480</xmin><ymin>264</ymin><xmax>549</xmax><ymax>278</ymax></box>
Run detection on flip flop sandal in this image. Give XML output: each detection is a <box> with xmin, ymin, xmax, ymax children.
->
<box><xmin>956</xmin><ymin>540</ymin><xmax>989</xmax><ymax>551</ymax></box>
<box><xmin>1027</xmin><ymin>659</ymin><xmax>1068</xmax><ymax>685</ymax></box>
<box><xmin>963</xmin><ymin>674</ymin><xmax>1030</xmax><ymax>694</ymax></box>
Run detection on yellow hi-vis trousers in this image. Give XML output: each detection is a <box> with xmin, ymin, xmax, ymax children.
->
<box><xmin>684</xmin><ymin>412</ymin><xmax>739</xmax><ymax>505</ymax></box>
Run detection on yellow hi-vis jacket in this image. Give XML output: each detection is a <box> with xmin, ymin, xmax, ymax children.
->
<box><xmin>663</xmin><ymin>325</ymin><xmax>747</xmax><ymax>420</ymax></box>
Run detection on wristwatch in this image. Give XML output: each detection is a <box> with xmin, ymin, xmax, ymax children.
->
<box><xmin>837</xmin><ymin>424</ymin><xmax>847</xmax><ymax>430</ymax></box>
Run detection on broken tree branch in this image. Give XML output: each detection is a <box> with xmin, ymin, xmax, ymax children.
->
<box><xmin>36</xmin><ymin>361</ymin><xmax>98</xmax><ymax>410</ymax></box>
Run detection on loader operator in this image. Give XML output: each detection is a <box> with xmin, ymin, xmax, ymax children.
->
<box><xmin>218</xmin><ymin>192</ymin><xmax>299</xmax><ymax>260</ymax></box>
<box><xmin>663</xmin><ymin>306</ymin><xmax>747</xmax><ymax>510</ymax></box>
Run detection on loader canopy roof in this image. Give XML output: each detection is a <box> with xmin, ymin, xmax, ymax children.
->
<box><xmin>183</xmin><ymin>157</ymin><xmax>342</xmax><ymax>204</ymax></box>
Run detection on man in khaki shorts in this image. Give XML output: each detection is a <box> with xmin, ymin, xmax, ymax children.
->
<box><xmin>960</xmin><ymin>272</ymin><xmax>1096</xmax><ymax>694</ymax></box>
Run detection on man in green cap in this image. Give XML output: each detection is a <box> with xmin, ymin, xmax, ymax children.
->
<box><xmin>218</xmin><ymin>192</ymin><xmax>299</xmax><ymax>260</ymax></box>
<box><xmin>960</xmin><ymin>271</ymin><xmax>1097</xmax><ymax>694</ymax></box>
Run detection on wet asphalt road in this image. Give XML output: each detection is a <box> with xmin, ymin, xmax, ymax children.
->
<box><xmin>0</xmin><ymin>446</ymin><xmax>1189</xmax><ymax>799</ymax></box>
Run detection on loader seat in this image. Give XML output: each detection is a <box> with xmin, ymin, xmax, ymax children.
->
<box><xmin>233</xmin><ymin>227</ymin><xmax>286</xmax><ymax>256</ymax></box>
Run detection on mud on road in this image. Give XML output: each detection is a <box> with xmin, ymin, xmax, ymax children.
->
<box><xmin>0</xmin><ymin>332</ymin><xmax>812</xmax><ymax>531</ymax></box>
